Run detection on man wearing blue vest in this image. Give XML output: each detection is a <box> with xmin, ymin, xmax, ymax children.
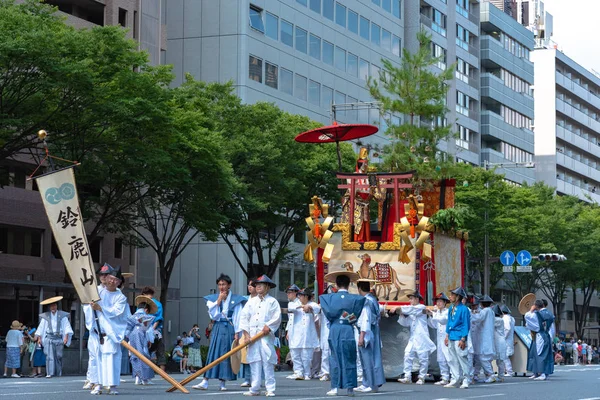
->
<box><xmin>445</xmin><ymin>286</ymin><xmax>471</xmax><ymax>389</ymax></box>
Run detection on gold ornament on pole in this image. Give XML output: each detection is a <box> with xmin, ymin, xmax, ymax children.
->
<box><xmin>304</xmin><ymin>196</ymin><xmax>335</xmax><ymax>263</ymax></box>
<box><xmin>398</xmin><ymin>194</ymin><xmax>432</xmax><ymax>263</ymax></box>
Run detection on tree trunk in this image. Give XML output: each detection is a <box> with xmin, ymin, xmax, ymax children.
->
<box><xmin>572</xmin><ymin>291</ymin><xmax>579</xmax><ymax>339</ymax></box>
<box><xmin>553</xmin><ymin>301</ymin><xmax>561</xmax><ymax>334</ymax></box>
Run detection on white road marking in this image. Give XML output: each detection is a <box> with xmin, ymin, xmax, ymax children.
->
<box><xmin>293</xmin><ymin>389</ymin><xmax>414</xmax><ymax>400</ymax></box>
<box><xmin>0</xmin><ymin>390</ymin><xmax>83</xmax><ymax>396</ymax></box>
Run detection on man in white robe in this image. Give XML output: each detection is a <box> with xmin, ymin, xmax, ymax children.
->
<box><xmin>501</xmin><ymin>305</ymin><xmax>515</xmax><ymax>376</ymax></box>
<box><xmin>285</xmin><ymin>284</ymin><xmax>302</xmax><ymax>379</ymax></box>
<box><xmin>317</xmin><ymin>284</ymin><xmax>335</xmax><ymax>381</ymax></box>
<box><xmin>470</xmin><ymin>295</ymin><xmax>496</xmax><ymax>383</ymax></box>
<box><xmin>36</xmin><ymin>296</ymin><xmax>74</xmax><ymax>378</ymax></box>
<box><xmin>288</xmin><ymin>288</ymin><xmax>320</xmax><ymax>380</ymax></box>
<box><xmin>427</xmin><ymin>293</ymin><xmax>451</xmax><ymax>385</ymax></box>
<box><xmin>240</xmin><ymin>275</ymin><xmax>282</xmax><ymax>397</ymax></box>
<box><xmin>393</xmin><ymin>292</ymin><xmax>436</xmax><ymax>385</ymax></box>
<box><xmin>90</xmin><ymin>267</ymin><xmax>131</xmax><ymax>395</ymax></box>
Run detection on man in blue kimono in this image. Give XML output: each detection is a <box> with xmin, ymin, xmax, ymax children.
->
<box><xmin>445</xmin><ymin>286</ymin><xmax>471</xmax><ymax>389</ymax></box>
<box><xmin>355</xmin><ymin>279</ymin><xmax>385</xmax><ymax>393</ymax></box>
<box><xmin>193</xmin><ymin>274</ymin><xmax>247</xmax><ymax>391</ymax></box>
<box><xmin>319</xmin><ymin>269</ymin><xmax>365</xmax><ymax>397</ymax></box>
<box><xmin>525</xmin><ymin>300</ymin><xmax>554</xmax><ymax>380</ymax></box>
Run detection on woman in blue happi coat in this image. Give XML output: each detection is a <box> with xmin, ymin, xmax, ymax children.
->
<box><xmin>125</xmin><ymin>295</ymin><xmax>156</xmax><ymax>385</ymax></box>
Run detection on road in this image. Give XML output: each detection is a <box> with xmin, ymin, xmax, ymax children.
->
<box><xmin>0</xmin><ymin>365</ymin><xmax>599</xmax><ymax>399</ymax></box>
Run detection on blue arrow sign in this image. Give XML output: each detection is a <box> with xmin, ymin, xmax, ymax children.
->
<box><xmin>517</xmin><ymin>250</ymin><xmax>532</xmax><ymax>266</ymax></box>
<box><xmin>500</xmin><ymin>250</ymin><xmax>515</xmax><ymax>266</ymax></box>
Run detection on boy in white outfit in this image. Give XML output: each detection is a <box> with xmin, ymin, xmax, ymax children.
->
<box><xmin>427</xmin><ymin>293</ymin><xmax>451</xmax><ymax>386</ymax></box>
<box><xmin>288</xmin><ymin>288</ymin><xmax>321</xmax><ymax>380</ymax></box>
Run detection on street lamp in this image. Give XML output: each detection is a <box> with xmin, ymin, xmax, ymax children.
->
<box><xmin>482</xmin><ymin>160</ymin><xmax>536</xmax><ymax>296</ymax></box>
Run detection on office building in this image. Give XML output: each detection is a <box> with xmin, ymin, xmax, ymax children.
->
<box><xmin>480</xmin><ymin>1</ymin><xmax>535</xmax><ymax>184</ymax></box>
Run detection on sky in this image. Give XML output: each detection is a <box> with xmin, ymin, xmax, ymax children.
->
<box><xmin>542</xmin><ymin>0</ymin><xmax>600</xmax><ymax>72</ymax></box>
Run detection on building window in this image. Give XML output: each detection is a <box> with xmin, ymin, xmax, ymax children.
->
<box><xmin>118</xmin><ymin>8</ymin><xmax>127</xmax><ymax>27</ymax></box>
<box><xmin>380</xmin><ymin>29</ymin><xmax>391</xmax><ymax>52</ymax></box>
<box><xmin>309</xmin><ymin>80</ymin><xmax>320</xmax><ymax>106</ymax></box>
<box><xmin>265</xmin><ymin>12</ymin><xmax>278</xmax><ymax>40</ymax></box>
<box><xmin>360</xmin><ymin>16</ymin><xmax>369</xmax><ymax>41</ymax></box>
<box><xmin>309</xmin><ymin>34</ymin><xmax>321</xmax><ymax>60</ymax></box>
<box><xmin>133</xmin><ymin>10</ymin><xmax>137</xmax><ymax>38</ymax></box>
<box><xmin>432</xmin><ymin>9</ymin><xmax>447</xmax><ymax>37</ymax></box>
<box><xmin>335</xmin><ymin>46</ymin><xmax>346</xmax><ymax>71</ymax></box>
<box><xmin>455</xmin><ymin>58</ymin><xmax>470</xmax><ymax>83</ymax></box>
<box><xmin>296</xmin><ymin>0</ymin><xmax>307</xmax><ymax>6</ymax></box>
<box><xmin>348</xmin><ymin>53</ymin><xmax>358</xmax><ymax>77</ymax></box>
<box><xmin>281</xmin><ymin>20</ymin><xmax>293</xmax><ymax>47</ymax></box>
<box><xmin>0</xmin><ymin>224</ymin><xmax>43</xmax><ymax>257</ymax></box>
<box><xmin>280</xmin><ymin>68</ymin><xmax>293</xmax><ymax>95</ymax></box>
<box><xmin>335</xmin><ymin>91</ymin><xmax>346</xmax><ymax>117</ymax></box>
<box><xmin>456</xmin><ymin>91</ymin><xmax>470</xmax><ymax>116</ymax></box>
<box><xmin>392</xmin><ymin>35</ymin><xmax>401</xmax><ymax>56</ymax></box>
<box><xmin>335</xmin><ymin>2</ymin><xmax>346</xmax><ymax>28</ymax></box>
<box><xmin>249</xmin><ymin>55</ymin><xmax>262</xmax><ymax>83</ymax></box>
<box><xmin>323</xmin><ymin>40</ymin><xmax>334</xmax><ymax>66</ymax></box>
<box><xmin>372</xmin><ymin>0</ymin><xmax>380</xmax><ymax>5</ymax></box>
<box><xmin>393</xmin><ymin>0</ymin><xmax>401</xmax><ymax>18</ymax></box>
<box><xmin>456</xmin><ymin>24</ymin><xmax>470</xmax><ymax>50</ymax></box>
<box><xmin>295</xmin><ymin>74</ymin><xmax>307</xmax><ymax>101</ymax></box>
<box><xmin>114</xmin><ymin>238</ymin><xmax>123</xmax><ymax>259</ymax></box>
<box><xmin>370</xmin><ymin>64</ymin><xmax>381</xmax><ymax>80</ymax></box>
<box><xmin>347</xmin><ymin>10</ymin><xmax>358</xmax><ymax>34</ymax></box>
<box><xmin>265</xmin><ymin>62</ymin><xmax>278</xmax><ymax>89</ymax></box>
<box><xmin>456</xmin><ymin>125</ymin><xmax>471</xmax><ymax>149</ymax></box>
<box><xmin>249</xmin><ymin>5</ymin><xmax>265</xmax><ymax>33</ymax></box>
<box><xmin>359</xmin><ymin>58</ymin><xmax>369</xmax><ymax>81</ymax></box>
<box><xmin>295</xmin><ymin>26</ymin><xmax>308</xmax><ymax>53</ymax></box>
<box><xmin>383</xmin><ymin>0</ymin><xmax>392</xmax><ymax>12</ymax></box>
<box><xmin>371</xmin><ymin>23</ymin><xmax>381</xmax><ymax>46</ymax></box>
<box><xmin>309</xmin><ymin>0</ymin><xmax>321</xmax><ymax>13</ymax></box>
<box><xmin>323</xmin><ymin>0</ymin><xmax>334</xmax><ymax>20</ymax></box>
<box><xmin>456</xmin><ymin>0</ymin><xmax>469</xmax><ymax>18</ymax></box>
<box><xmin>88</xmin><ymin>236</ymin><xmax>101</xmax><ymax>263</ymax></box>
<box><xmin>322</xmin><ymin>85</ymin><xmax>333</xmax><ymax>108</ymax></box>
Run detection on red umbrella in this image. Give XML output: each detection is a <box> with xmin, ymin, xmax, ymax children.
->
<box><xmin>295</xmin><ymin>122</ymin><xmax>378</xmax><ymax>170</ymax></box>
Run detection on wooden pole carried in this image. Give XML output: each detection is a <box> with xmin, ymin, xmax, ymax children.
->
<box><xmin>166</xmin><ymin>331</ymin><xmax>269</xmax><ymax>392</ymax></box>
<box><xmin>120</xmin><ymin>340</ymin><xmax>189</xmax><ymax>394</ymax></box>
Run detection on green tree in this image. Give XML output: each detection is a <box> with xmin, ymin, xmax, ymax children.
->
<box><xmin>219</xmin><ymin>102</ymin><xmax>355</xmax><ymax>279</ymax></box>
<box><xmin>368</xmin><ymin>30</ymin><xmax>468</xmax><ymax>183</ymax></box>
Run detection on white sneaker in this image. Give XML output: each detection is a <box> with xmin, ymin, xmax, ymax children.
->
<box><xmin>444</xmin><ymin>380</ymin><xmax>459</xmax><ymax>388</ymax></box>
<box><xmin>397</xmin><ymin>377</ymin><xmax>411</xmax><ymax>384</ymax></box>
<box><xmin>134</xmin><ymin>376</ymin><xmax>141</xmax><ymax>385</ymax></box>
<box><xmin>143</xmin><ymin>380</ymin><xmax>154</xmax><ymax>385</ymax></box>
<box><xmin>243</xmin><ymin>391</ymin><xmax>260</xmax><ymax>397</ymax></box>
<box><xmin>83</xmin><ymin>381</ymin><xmax>94</xmax><ymax>390</ymax></box>
<box><xmin>82</xmin><ymin>380</ymin><xmax>90</xmax><ymax>389</ymax></box>
<box><xmin>90</xmin><ymin>385</ymin><xmax>102</xmax><ymax>395</ymax></box>
<box><xmin>529</xmin><ymin>374</ymin><xmax>537</xmax><ymax>379</ymax></box>
<box><xmin>219</xmin><ymin>381</ymin><xmax>227</xmax><ymax>391</ymax></box>
<box><xmin>241</xmin><ymin>381</ymin><xmax>251</xmax><ymax>387</ymax></box>
<box><xmin>484</xmin><ymin>376</ymin><xmax>496</xmax><ymax>383</ymax></box>
<box><xmin>435</xmin><ymin>379</ymin><xmax>449</xmax><ymax>386</ymax></box>
<box><xmin>534</xmin><ymin>374</ymin><xmax>547</xmax><ymax>381</ymax></box>
<box><xmin>503</xmin><ymin>372</ymin><xmax>512</xmax><ymax>377</ymax></box>
<box><xmin>303</xmin><ymin>376</ymin><xmax>311</xmax><ymax>381</ymax></box>
<box><xmin>460</xmin><ymin>380</ymin><xmax>469</xmax><ymax>389</ymax></box>
<box><xmin>286</xmin><ymin>373</ymin><xmax>301</xmax><ymax>379</ymax></box>
<box><xmin>354</xmin><ymin>385</ymin><xmax>372</xmax><ymax>393</ymax></box>
<box><xmin>416</xmin><ymin>378</ymin><xmax>425</xmax><ymax>385</ymax></box>
<box><xmin>265</xmin><ymin>392</ymin><xmax>276</xmax><ymax>397</ymax></box>
<box><xmin>192</xmin><ymin>379</ymin><xmax>209</xmax><ymax>390</ymax></box>
<box><xmin>326</xmin><ymin>388</ymin><xmax>338</xmax><ymax>396</ymax></box>
<box><xmin>45</xmin><ymin>375</ymin><xmax>52</xmax><ymax>378</ymax></box>
<box><xmin>294</xmin><ymin>375</ymin><xmax>304</xmax><ymax>380</ymax></box>
<box><xmin>319</xmin><ymin>374</ymin><xmax>330</xmax><ymax>381</ymax></box>
<box><xmin>107</xmin><ymin>386</ymin><xmax>119</xmax><ymax>395</ymax></box>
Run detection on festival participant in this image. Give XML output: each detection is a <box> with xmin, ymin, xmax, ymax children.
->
<box><xmin>285</xmin><ymin>284</ymin><xmax>302</xmax><ymax>380</ymax></box>
<box><xmin>394</xmin><ymin>291</ymin><xmax>436</xmax><ymax>385</ymax></box>
<box><xmin>470</xmin><ymin>295</ymin><xmax>496</xmax><ymax>383</ymax></box>
<box><xmin>193</xmin><ymin>274</ymin><xmax>246</xmax><ymax>391</ymax></box>
<box><xmin>287</xmin><ymin>288</ymin><xmax>320</xmax><ymax>381</ymax></box>
<box><xmin>317</xmin><ymin>284</ymin><xmax>336</xmax><ymax>382</ymax></box>
<box><xmin>467</xmin><ymin>295</ymin><xmax>481</xmax><ymax>382</ymax></box>
<box><xmin>125</xmin><ymin>295</ymin><xmax>156</xmax><ymax>385</ymax></box>
<box><xmin>444</xmin><ymin>287</ymin><xmax>471</xmax><ymax>389</ymax></box>
<box><xmin>82</xmin><ymin>263</ymin><xmax>111</xmax><ymax>390</ymax></box>
<box><xmin>240</xmin><ymin>278</ymin><xmax>258</xmax><ymax>387</ymax></box>
<box><xmin>239</xmin><ymin>275</ymin><xmax>282</xmax><ymax>397</ymax></box>
<box><xmin>526</xmin><ymin>300</ymin><xmax>555</xmax><ymax>380</ymax></box>
<box><xmin>319</xmin><ymin>269</ymin><xmax>365</xmax><ymax>397</ymax></box>
<box><xmin>355</xmin><ymin>279</ymin><xmax>385</xmax><ymax>393</ymax></box>
<box><xmin>492</xmin><ymin>305</ymin><xmax>507</xmax><ymax>382</ymax></box>
<box><xmin>540</xmin><ymin>299</ymin><xmax>556</xmax><ymax>377</ymax></box>
<box><xmin>90</xmin><ymin>267</ymin><xmax>131</xmax><ymax>395</ymax></box>
<box><xmin>427</xmin><ymin>293</ymin><xmax>451</xmax><ymax>386</ymax></box>
<box><xmin>501</xmin><ymin>305</ymin><xmax>515</xmax><ymax>377</ymax></box>
<box><xmin>35</xmin><ymin>296</ymin><xmax>73</xmax><ymax>378</ymax></box>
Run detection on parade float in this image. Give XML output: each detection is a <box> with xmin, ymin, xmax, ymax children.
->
<box><xmin>296</xmin><ymin>123</ymin><xmax>468</xmax><ymax>380</ymax></box>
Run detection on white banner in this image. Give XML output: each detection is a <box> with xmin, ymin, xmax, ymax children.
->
<box><xmin>35</xmin><ymin>167</ymin><xmax>100</xmax><ymax>304</ymax></box>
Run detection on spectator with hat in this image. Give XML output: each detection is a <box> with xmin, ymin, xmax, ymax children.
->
<box><xmin>471</xmin><ymin>295</ymin><xmax>497</xmax><ymax>383</ymax></box>
<box><xmin>287</xmin><ymin>288</ymin><xmax>321</xmax><ymax>381</ymax></box>
<box><xmin>3</xmin><ymin>320</ymin><xmax>24</xmax><ymax>378</ymax></box>
<box><xmin>35</xmin><ymin>296</ymin><xmax>73</xmax><ymax>378</ymax></box>
<box><xmin>393</xmin><ymin>291</ymin><xmax>436</xmax><ymax>385</ymax></box>
<box><xmin>427</xmin><ymin>292</ymin><xmax>451</xmax><ymax>386</ymax></box>
<box><xmin>284</xmin><ymin>284</ymin><xmax>302</xmax><ymax>379</ymax></box>
<box><xmin>239</xmin><ymin>274</ymin><xmax>282</xmax><ymax>397</ymax></box>
<box><xmin>444</xmin><ymin>287</ymin><xmax>471</xmax><ymax>389</ymax></box>
<box><xmin>125</xmin><ymin>295</ymin><xmax>157</xmax><ymax>385</ymax></box>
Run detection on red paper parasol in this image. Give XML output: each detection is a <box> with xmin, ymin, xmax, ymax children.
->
<box><xmin>295</xmin><ymin>122</ymin><xmax>378</xmax><ymax>170</ymax></box>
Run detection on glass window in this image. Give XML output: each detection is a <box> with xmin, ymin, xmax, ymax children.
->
<box><xmin>323</xmin><ymin>40</ymin><xmax>334</xmax><ymax>65</ymax></box>
<box><xmin>265</xmin><ymin>13</ymin><xmax>278</xmax><ymax>40</ymax></box>
<box><xmin>382</xmin><ymin>29</ymin><xmax>391</xmax><ymax>52</ymax></box>
<box><xmin>335</xmin><ymin>2</ymin><xmax>346</xmax><ymax>28</ymax></box>
<box><xmin>295</xmin><ymin>74</ymin><xmax>307</xmax><ymax>101</ymax></box>
<box><xmin>309</xmin><ymin>80</ymin><xmax>320</xmax><ymax>105</ymax></box>
<box><xmin>265</xmin><ymin>62</ymin><xmax>278</xmax><ymax>89</ymax></box>
<box><xmin>296</xmin><ymin>0</ymin><xmax>307</xmax><ymax>6</ymax></box>
<box><xmin>371</xmin><ymin>23</ymin><xmax>380</xmax><ymax>46</ymax></box>
<box><xmin>360</xmin><ymin>16</ymin><xmax>369</xmax><ymax>40</ymax></box>
<box><xmin>433</xmin><ymin>9</ymin><xmax>447</xmax><ymax>37</ymax></box>
<box><xmin>249</xmin><ymin>6</ymin><xmax>264</xmax><ymax>33</ymax></box>
<box><xmin>281</xmin><ymin>20</ymin><xmax>293</xmax><ymax>47</ymax></box>
<box><xmin>348</xmin><ymin>10</ymin><xmax>358</xmax><ymax>34</ymax></box>
<box><xmin>248</xmin><ymin>55</ymin><xmax>262</xmax><ymax>83</ymax></box>
<box><xmin>322</xmin><ymin>85</ymin><xmax>333</xmax><ymax>108</ymax></box>
<box><xmin>323</xmin><ymin>0</ymin><xmax>334</xmax><ymax>20</ymax></box>
<box><xmin>392</xmin><ymin>35</ymin><xmax>401</xmax><ymax>56</ymax></box>
<box><xmin>280</xmin><ymin>68</ymin><xmax>293</xmax><ymax>95</ymax></box>
<box><xmin>295</xmin><ymin>26</ymin><xmax>308</xmax><ymax>53</ymax></box>
<box><xmin>370</xmin><ymin>64</ymin><xmax>380</xmax><ymax>79</ymax></box>
<box><xmin>348</xmin><ymin>53</ymin><xmax>358</xmax><ymax>77</ymax></box>
<box><xmin>335</xmin><ymin>91</ymin><xmax>346</xmax><ymax>117</ymax></box>
<box><xmin>309</xmin><ymin>34</ymin><xmax>321</xmax><ymax>60</ymax></box>
<box><xmin>310</xmin><ymin>0</ymin><xmax>321</xmax><ymax>13</ymax></box>
<box><xmin>383</xmin><ymin>0</ymin><xmax>392</xmax><ymax>12</ymax></box>
<box><xmin>335</xmin><ymin>46</ymin><xmax>346</xmax><ymax>71</ymax></box>
<box><xmin>372</xmin><ymin>0</ymin><xmax>380</xmax><ymax>6</ymax></box>
<box><xmin>359</xmin><ymin>58</ymin><xmax>369</xmax><ymax>81</ymax></box>
<box><xmin>393</xmin><ymin>0</ymin><xmax>401</xmax><ymax>18</ymax></box>
<box><xmin>347</xmin><ymin>96</ymin><xmax>358</xmax><ymax>121</ymax></box>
